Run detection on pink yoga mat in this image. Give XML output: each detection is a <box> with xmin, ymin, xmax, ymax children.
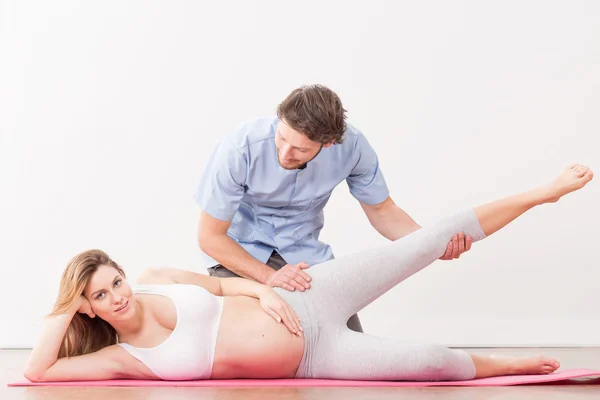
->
<box><xmin>8</xmin><ymin>369</ymin><xmax>600</xmax><ymax>387</ymax></box>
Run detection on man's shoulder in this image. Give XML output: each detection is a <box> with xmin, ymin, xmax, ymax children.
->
<box><xmin>225</xmin><ymin>116</ymin><xmax>278</xmax><ymax>151</ymax></box>
<box><xmin>343</xmin><ymin>122</ymin><xmax>363</xmax><ymax>142</ymax></box>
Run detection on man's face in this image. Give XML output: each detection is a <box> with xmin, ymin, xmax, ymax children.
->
<box><xmin>275</xmin><ymin>120</ymin><xmax>333</xmax><ymax>170</ymax></box>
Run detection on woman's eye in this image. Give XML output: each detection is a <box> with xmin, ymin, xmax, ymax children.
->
<box><xmin>96</xmin><ymin>292</ymin><xmax>104</xmax><ymax>300</ymax></box>
<box><xmin>114</xmin><ymin>279</ymin><xmax>121</xmax><ymax>287</ymax></box>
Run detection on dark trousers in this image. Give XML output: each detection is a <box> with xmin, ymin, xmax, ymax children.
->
<box><xmin>207</xmin><ymin>251</ymin><xmax>364</xmax><ymax>333</ymax></box>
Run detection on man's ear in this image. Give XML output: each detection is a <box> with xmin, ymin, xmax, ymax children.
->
<box><xmin>323</xmin><ymin>140</ymin><xmax>335</xmax><ymax>149</ymax></box>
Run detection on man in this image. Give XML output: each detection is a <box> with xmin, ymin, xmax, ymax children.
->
<box><xmin>194</xmin><ymin>84</ymin><xmax>472</xmax><ymax>332</ymax></box>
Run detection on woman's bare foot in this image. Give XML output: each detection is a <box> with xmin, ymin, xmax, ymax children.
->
<box><xmin>490</xmin><ymin>354</ymin><xmax>561</xmax><ymax>375</ymax></box>
<box><xmin>543</xmin><ymin>164</ymin><xmax>594</xmax><ymax>203</ymax></box>
<box><xmin>471</xmin><ymin>353</ymin><xmax>560</xmax><ymax>378</ymax></box>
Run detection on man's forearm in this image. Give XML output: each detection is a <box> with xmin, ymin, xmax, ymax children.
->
<box><xmin>199</xmin><ymin>234</ymin><xmax>274</xmax><ymax>283</ymax></box>
<box><xmin>368</xmin><ymin>204</ymin><xmax>422</xmax><ymax>241</ymax></box>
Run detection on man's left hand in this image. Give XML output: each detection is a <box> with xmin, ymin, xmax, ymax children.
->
<box><xmin>439</xmin><ymin>232</ymin><xmax>472</xmax><ymax>260</ymax></box>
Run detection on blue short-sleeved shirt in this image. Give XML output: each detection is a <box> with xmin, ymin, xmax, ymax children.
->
<box><xmin>194</xmin><ymin>116</ymin><xmax>389</xmax><ymax>268</ymax></box>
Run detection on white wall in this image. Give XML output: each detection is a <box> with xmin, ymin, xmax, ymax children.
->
<box><xmin>1</xmin><ymin>0</ymin><xmax>599</xmax><ymax>348</ymax></box>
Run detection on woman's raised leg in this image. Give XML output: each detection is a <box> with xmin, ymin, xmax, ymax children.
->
<box><xmin>475</xmin><ymin>164</ymin><xmax>593</xmax><ymax>236</ymax></box>
<box><xmin>304</xmin><ymin>164</ymin><xmax>593</xmax><ymax>326</ymax></box>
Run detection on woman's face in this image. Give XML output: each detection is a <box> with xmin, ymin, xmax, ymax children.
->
<box><xmin>83</xmin><ymin>265</ymin><xmax>135</xmax><ymax>322</ymax></box>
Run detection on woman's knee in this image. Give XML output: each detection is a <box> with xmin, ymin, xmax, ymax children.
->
<box><xmin>417</xmin><ymin>344</ymin><xmax>476</xmax><ymax>381</ymax></box>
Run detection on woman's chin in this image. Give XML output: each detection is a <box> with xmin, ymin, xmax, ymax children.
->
<box><xmin>109</xmin><ymin>299</ymin><xmax>136</xmax><ymax>321</ymax></box>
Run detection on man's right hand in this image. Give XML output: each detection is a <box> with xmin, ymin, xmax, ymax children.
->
<box><xmin>266</xmin><ymin>262</ymin><xmax>312</xmax><ymax>292</ymax></box>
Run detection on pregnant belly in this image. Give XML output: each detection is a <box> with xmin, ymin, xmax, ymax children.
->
<box><xmin>210</xmin><ymin>296</ymin><xmax>305</xmax><ymax>379</ymax></box>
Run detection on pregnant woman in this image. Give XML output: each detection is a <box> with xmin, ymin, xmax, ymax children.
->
<box><xmin>24</xmin><ymin>164</ymin><xmax>593</xmax><ymax>382</ymax></box>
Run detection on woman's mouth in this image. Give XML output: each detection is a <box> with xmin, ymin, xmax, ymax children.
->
<box><xmin>114</xmin><ymin>300</ymin><xmax>129</xmax><ymax>313</ymax></box>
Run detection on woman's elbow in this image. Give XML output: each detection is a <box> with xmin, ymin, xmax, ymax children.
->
<box><xmin>23</xmin><ymin>368</ymin><xmax>45</xmax><ymax>382</ymax></box>
<box><xmin>137</xmin><ymin>267</ymin><xmax>167</xmax><ymax>284</ymax></box>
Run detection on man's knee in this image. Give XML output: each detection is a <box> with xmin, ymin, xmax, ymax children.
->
<box><xmin>266</xmin><ymin>251</ymin><xmax>287</xmax><ymax>270</ymax></box>
<box><xmin>208</xmin><ymin>265</ymin><xmax>241</xmax><ymax>278</ymax></box>
<box><xmin>208</xmin><ymin>251</ymin><xmax>285</xmax><ymax>278</ymax></box>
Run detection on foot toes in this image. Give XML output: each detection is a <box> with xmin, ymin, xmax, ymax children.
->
<box><xmin>541</xmin><ymin>357</ymin><xmax>559</xmax><ymax>368</ymax></box>
<box><xmin>575</xmin><ymin>167</ymin><xmax>587</xmax><ymax>177</ymax></box>
<box><xmin>540</xmin><ymin>363</ymin><xmax>555</xmax><ymax>373</ymax></box>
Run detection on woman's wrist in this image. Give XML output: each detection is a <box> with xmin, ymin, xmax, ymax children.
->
<box><xmin>256</xmin><ymin>284</ymin><xmax>273</xmax><ymax>298</ymax></box>
<box><xmin>67</xmin><ymin>297</ymin><xmax>82</xmax><ymax>315</ymax></box>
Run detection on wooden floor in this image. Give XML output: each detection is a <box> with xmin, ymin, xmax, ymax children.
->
<box><xmin>2</xmin><ymin>348</ymin><xmax>599</xmax><ymax>399</ymax></box>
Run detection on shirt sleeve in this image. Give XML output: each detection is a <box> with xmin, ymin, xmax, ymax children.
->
<box><xmin>193</xmin><ymin>137</ymin><xmax>247</xmax><ymax>221</ymax></box>
<box><xmin>346</xmin><ymin>131</ymin><xmax>390</xmax><ymax>205</ymax></box>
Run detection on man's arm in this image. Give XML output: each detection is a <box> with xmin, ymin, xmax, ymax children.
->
<box><xmin>194</xmin><ymin>136</ymin><xmax>311</xmax><ymax>291</ymax></box>
<box><xmin>360</xmin><ymin>196</ymin><xmax>421</xmax><ymax>241</ymax></box>
<box><xmin>193</xmin><ymin>137</ymin><xmax>279</xmax><ymax>284</ymax></box>
<box><xmin>345</xmin><ymin>131</ymin><xmax>421</xmax><ymax>241</ymax></box>
<box><xmin>344</xmin><ymin>130</ymin><xmax>471</xmax><ymax>259</ymax></box>
<box><xmin>198</xmin><ymin>211</ymin><xmax>312</xmax><ymax>291</ymax></box>
<box><xmin>198</xmin><ymin>211</ymin><xmax>274</xmax><ymax>283</ymax></box>
<box><xmin>361</xmin><ymin>196</ymin><xmax>472</xmax><ymax>259</ymax></box>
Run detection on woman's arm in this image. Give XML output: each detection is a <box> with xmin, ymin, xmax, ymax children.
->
<box><xmin>25</xmin><ymin>345</ymin><xmax>139</xmax><ymax>382</ymax></box>
<box><xmin>139</xmin><ymin>267</ymin><xmax>302</xmax><ymax>335</ymax></box>
<box><xmin>138</xmin><ymin>267</ymin><xmax>269</xmax><ymax>298</ymax></box>
<box><xmin>24</xmin><ymin>297</ymin><xmax>147</xmax><ymax>382</ymax></box>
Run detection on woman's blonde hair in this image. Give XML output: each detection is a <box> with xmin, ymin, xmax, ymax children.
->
<box><xmin>50</xmin><ymin>249</ymin><xmax>125</xmax><ymax>358</ymax></box>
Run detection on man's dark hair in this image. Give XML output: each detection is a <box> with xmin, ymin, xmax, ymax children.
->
<box><xmin>277</xmin><ymin>84</ymin><xmax>347</xmax><ymax>144</ymax></box>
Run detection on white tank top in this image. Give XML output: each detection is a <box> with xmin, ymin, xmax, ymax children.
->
<box><xmin>118</xmin><ymin>284</ymin><xmax>224</xmax><ymax>380</ymax></box>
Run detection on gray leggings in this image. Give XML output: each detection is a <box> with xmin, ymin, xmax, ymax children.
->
<box><xmin>275</xmin><ymin>208</ymin><xmax>487</xmax><ymax>381</ymax></box>
<box><xmin>209</xmin><ymin>251</ymin><xmax>364</xmax><ymax>332</ymax></box>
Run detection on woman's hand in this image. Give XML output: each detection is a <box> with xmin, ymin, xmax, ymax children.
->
<box><xmin>258</xmin><ymin>288</ymin><xmax>302</xmax><ymax>336</ymax></box>
<box><xmin>77</xmin><ymin>296</ymin><xmax>95</xmax><ymax>318</ymax></box>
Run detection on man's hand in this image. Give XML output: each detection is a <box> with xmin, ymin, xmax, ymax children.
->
<box><xmin>266</xmin><ymin>262</ymin><xmax>312</xmax><ymax>292</ymax></box>
<box><xmin>439</xmin><ymin>232</ymin><xmax>473</xmax><ymax>260</ymax></box>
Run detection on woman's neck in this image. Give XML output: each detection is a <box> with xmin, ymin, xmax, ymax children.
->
<box><xmin>113</xmin><ymin>299</ymin><xmax>145</xmax><ymax>343</ymax></box>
